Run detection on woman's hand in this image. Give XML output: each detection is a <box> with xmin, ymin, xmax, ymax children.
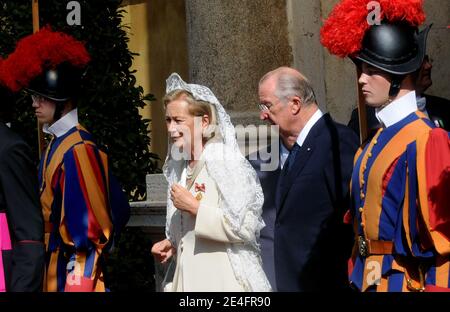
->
<box><xmin>151</xmin><ymin>239</ymin><xmax>175</xmax><ymax>264</ymax></box>
<box><xmin>170</xmin><ymin>184</ymin><xmax>200</xmax><ymax>216</ymax></box>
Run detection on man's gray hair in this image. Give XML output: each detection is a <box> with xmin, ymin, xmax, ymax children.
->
<box><xmin>260</xmin><ymin>68</ymin><xmax>317</xmax><ymax>106</ymax></box>
<box><xmin>275</xmin><ymin>73</ymin><xmax>316</xmax><ymax>106</ymax></box>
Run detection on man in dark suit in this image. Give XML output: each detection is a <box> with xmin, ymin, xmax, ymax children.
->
<box><xmin>0</xmin><ymin>84</ymin><xmax>45</xmax><ymax>292</ymax></box>
<box><xmin>252</xmin><ymin>67</ymin><xmax>358</xmax><ymax>291</ymax></box>
<box><xmin>348</xmin><ymin>55</ymin><xmax>450</xmax><ymax>138</ymax></box>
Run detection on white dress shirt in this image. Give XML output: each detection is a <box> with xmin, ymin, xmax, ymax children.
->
<box><xmin>280</xmin><ymin>109</ymin><xmax>324</xmax><ymax>169</ymax></box>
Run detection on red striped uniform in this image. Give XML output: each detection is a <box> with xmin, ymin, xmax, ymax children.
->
<box><xmin>347</xmin><ymin>112</ymin><xmax>450</xmax><ymax>292</ymax></box>
<box><xmin>39</xmin><ymin>125</ymin><xmax>114</xmax><ymax>292</ymax></box>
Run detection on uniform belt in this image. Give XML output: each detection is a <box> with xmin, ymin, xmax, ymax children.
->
<box><xmin>45</xmin><ymin>222</ymin><xmax>54</xmax><ymax>233</ymax></box>
<box><xmin>358</xmin><ymin>236</ymin><xmax>394</xmax><ymax>257</ymax></box>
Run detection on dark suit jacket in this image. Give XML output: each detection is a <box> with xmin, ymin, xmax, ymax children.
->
<box><xmin>425</xmin><ymin>94</ymin><xmax>450</xmax><ymax>130</ymax></box>
<box><xmin>251</xmin><ymin>114</ymin><xmax>358</xmax><ymax>292</ymax></box>
<box><xmin>0</xmin><ymin>122</ymin><xmax>45</xmax><ymax>292</ymax></box>
<box><xmin>348</xmin><ymin>94</ymin><xmax>450</xmax><ymax>140</ymax></box>
<box><xmin>347</xmin><ymin>106</ymin><xmax>380</xmax><ymax>141</ymax></box>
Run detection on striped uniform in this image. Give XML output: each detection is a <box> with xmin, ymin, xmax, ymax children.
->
<box><xmin>348</xmin><ymin>111</ymin><xmax>450</xmax><ymax>292</ymax></box>
<box><xmin>39</xmin><ymin>125</ymin><xmax>114</xmax><ymax>292</ymax></box>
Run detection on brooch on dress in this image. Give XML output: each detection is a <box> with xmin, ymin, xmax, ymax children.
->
<box><xmin>195</xmin><ymin>183</ymin><xmax>206</xmax><ymax>201</ymax></box>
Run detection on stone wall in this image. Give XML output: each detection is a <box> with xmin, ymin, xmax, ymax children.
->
<box><xmin>423</xmin><ymin>0</ymin><xmax>450</xmax><ymax>100</ymax></box>
<box><xmin>185</xmin><ymin>0</ymin><xmax>293</xmax><ymax>127</ymax></box>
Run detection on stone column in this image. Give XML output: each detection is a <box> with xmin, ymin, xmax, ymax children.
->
<box><xmin>148</xmin><ymin>0</ymin><xmax>189</xmax><ymax>165</ymax></box>
<box><xmin>185</xmin><ymin>0</ymin><xmax>293</xmax><ymax>128</ymax></box>
<box><xmin>319</xmin><ymin>0</ymin><xmax>359</xmax><ymax>124</ymax></box>
<box><xmin>423</xmin><ymin>0</ymin><xmax>450</xmax><ymax>100</ymax></box>
<box><xmin>286</xmin><ymin>0</ymin><xmax>328</xmax><ymax>113</ymax></box>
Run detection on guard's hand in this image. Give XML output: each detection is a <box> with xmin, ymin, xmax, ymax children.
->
<box><xmin>170</xmin><ymin>184</ymin><xmax>200</xmax><ymax>216</ymax></box>
<box><xmin>151</xmin><ymin>239</ymin><xmax>175</xmax><ymax>264</ymax></box>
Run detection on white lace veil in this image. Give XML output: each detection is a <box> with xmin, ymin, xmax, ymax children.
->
<box><xmin>162</xmin><ymin>73</ymin><xmax>270</xmax><ymax>291</ymax></box>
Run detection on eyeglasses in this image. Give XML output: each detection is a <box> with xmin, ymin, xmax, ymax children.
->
<box><xmin>258</xmin><ymin>102</ymin><xmax>273</xmax><ymax>111</ymax></box>
<box><xmin>258</xmin><ymin>97</ymin><xmax>290</xmax><ymax>112</ymax></box>
<box><xmin>31</xmin><ymin>95</ymin><xmax>46</xmax><ymax>103</ymax></box>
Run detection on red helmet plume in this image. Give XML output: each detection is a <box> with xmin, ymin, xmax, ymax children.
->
<box><xmin>0</xmin><ymin>26</ymin><xmax>90</xmax><ymax>92</ymax></box>
<box><xmin>320</xmin><ymin>0</ymin><xmax>426</xmax><ymax>58</ymax></box>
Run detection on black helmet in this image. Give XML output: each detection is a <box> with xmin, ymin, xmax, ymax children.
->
<box><xmin>27</xmin><ymin>62</ymin><xmax>84</xmax><ymax>102</ymax></box>
<box><xmin>321</xmin><ymin>0</ymin><xmax>429</xmax><ymax>98</ymax></box>
<box><xmin>356</xmin><ymin>22</ymin><xmax>431</xmax><ymax>75</ymax></box>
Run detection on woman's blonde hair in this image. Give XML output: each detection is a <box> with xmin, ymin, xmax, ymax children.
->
<box><xmin>163</xmin><ymin>89</ymin><xmax>218</xmax><ymax>139</ymax></box>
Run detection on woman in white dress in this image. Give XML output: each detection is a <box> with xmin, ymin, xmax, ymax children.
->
<box><xmin>151</xmin><ymin>73</ymin><xmax>271</xmax><ymax>292</ymax></box>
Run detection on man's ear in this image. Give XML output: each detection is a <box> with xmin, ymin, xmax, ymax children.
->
<box><xmin>291</xmin><ymin>96</ymin><xmax>302</xmax><ymax>115</ymax></box>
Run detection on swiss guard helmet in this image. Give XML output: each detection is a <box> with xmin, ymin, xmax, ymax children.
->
<box><xmin>356</xmin><ymin>22</ymin><xmax>430</xmax><ymax>76</ymax></box>
<box><xmin>27</xmin><ymin>62</ymin><xmax>85</xmax><ymax>102</ymax></box>
<box><xmin>0</xmin><ymin>27</ymin><xmax>90</xmax><ymax>119</ymax></box>
<box><xmin>320</xmin><ymin>0</ymin><xmax>430</xmax><ymax>98</ymax></box>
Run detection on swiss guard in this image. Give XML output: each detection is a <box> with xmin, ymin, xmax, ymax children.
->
<box><xmin>321</xmin><ymin>0</ymin><xmax>450</xmax><ymax>292</ymax></box>
<box><xmin>0</xmin><ymin>27</ymin><xmax>130</xmax><ymax>292</ymax></box>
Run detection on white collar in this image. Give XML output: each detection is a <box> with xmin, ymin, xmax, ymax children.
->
<box><xmin>296</xmin><ymin>109</ymin><xmax>324</xmax><ymax>147</ymax></box>
<box><xmin>43</xmin><ymin>108</ymin><xmax>79</xmax><ymax>137</ymax></box>
<box><xmin>279</xmin><ymin>109</ymin><xmax>324</xmax><ymax>169</ymax></box>
<box><xmin>375</xmin><ymin>91</ymin><xmax>418</xmax><ymax>128</ymax></box>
